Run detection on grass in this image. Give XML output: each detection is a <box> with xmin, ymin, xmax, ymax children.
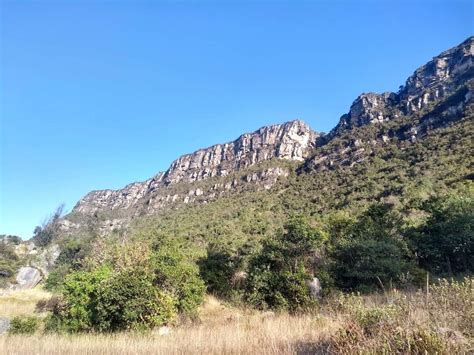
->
<box><xmin>0</xmin><ymin>279</ymin><xmax>472</xmax><ymax>354</ymax></box>
<box><xmin>0</xmin><ymin>288</ymin><xmax>51</xmax><ymax>318</ymax></box>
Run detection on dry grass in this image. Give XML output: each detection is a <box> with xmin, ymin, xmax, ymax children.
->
<box><xmin>0</xmin><ymin>288</ymin><xmax>51</xmax><ymax>318</ymax></box>
<box><xmin>1</xmin><ymin>296</ymin><xmax>339</xmax><ymax>354</ymax></box>
<box><xmin>0</xmin><ymin>279</ymin><xmax>472</xmax><ymax>354</ymax></box>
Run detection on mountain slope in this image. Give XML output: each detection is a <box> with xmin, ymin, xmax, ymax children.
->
<box><xmin>58</xmin><ymin>37</ymin><xmax>473</xmax><ymax>240</ymax></box>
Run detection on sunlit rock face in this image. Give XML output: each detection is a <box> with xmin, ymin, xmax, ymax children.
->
<box><xmin>304</xmin><ymin>37</ymin><xmax>473</xmax><ymax>173</ymax></box>
<box><xmin>333</xmin><ymin>36</ymin><xmax>473</xmax><ymax>133</ymax></box>
<box><xmin>73</xmin><ymin>120</ymin><xmax>319</xmax><ymax>216</ymax></box>
<box><xmin>162</xmin><ymin>120</ymin><xmax>318</xmax><ymax>185</ymax></box>
<box><xmin>400</xmin><ymin>37</ymin><xmax>473</xmax><ymax>114</ymax></box>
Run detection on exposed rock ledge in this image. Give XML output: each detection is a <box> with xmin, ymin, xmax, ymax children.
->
<box><xmin>73</xmin><ymin>120</ymin><xmax>318</xmax><ymax>215</ymax></box>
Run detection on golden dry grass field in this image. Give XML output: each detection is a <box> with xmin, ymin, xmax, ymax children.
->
<box><xmin>0</xmin><ymin>279</ymin><xmax>472</xmax><ymax>354</ymax></box>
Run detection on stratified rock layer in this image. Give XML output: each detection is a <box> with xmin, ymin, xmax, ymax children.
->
<box><xmin>73</xmin><ymin>120</ymin><xmax>318</xmax><ymax>216</ymax></box>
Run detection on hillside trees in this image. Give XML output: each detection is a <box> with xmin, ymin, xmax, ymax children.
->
<box><xmin>245</xmin><ymin>216</ymin><xmax>327</xmax><ymax>311</ymax></box>
<box><xmin>329</xmin><ymin>203</ymin><xmax>415</xmax><ymax>291</ymax></box>
<box><xmin>409</xmin><ymin>193</ymin><xmax>473</xmax><ymax>275</ymax></box>
<box><xmin>33</xmin><ymin>204</ymin><xmax>65</xmax><ymax>247</ymax></box>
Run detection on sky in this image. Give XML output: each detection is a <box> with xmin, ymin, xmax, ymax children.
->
<box><xmin>0</xmin><ymin>0</ymin><xmax>472</xmax><ymax>239</ymax></box>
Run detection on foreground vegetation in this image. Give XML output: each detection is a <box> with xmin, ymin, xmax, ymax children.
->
<box><xmin>1</xmin><ymin>278</ymin><xmax>472</xmax><ymax>354</ymax></box>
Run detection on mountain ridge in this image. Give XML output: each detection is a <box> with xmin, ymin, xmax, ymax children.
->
<box><xmin>63</xmin><ymin>36</ymin><xmax>473</xmax><ymax>235</ymax></box>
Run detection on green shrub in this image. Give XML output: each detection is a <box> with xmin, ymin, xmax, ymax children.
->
<box><xmin>245</xmin><ymin>217</ymin><xmax>324</xmax><ymax>311</ymax></box>
<box><xmin>58</xmin><ymin>265</ymin><xmax>112</xmax><ymax>332</ymax></box>
<box><xmin>94</xmin><ymin>266</ymin><xmax>177</xmax><ymax>331</ymax></box>
<box><xmin>51</xmin><ymin>240</ymin><xmax>205</xmax><ymax>332</ymax></box>
<box><xmin>9</xmin><ymin>316</ymin><xmax>40</xmax><ymax>334</ymax></box>
<box><xmin>151</xmin><ymin>241</ymin><xmax>206</xmax><ymax>316</ymax></box>
<box><xmin>329</xmin><ymin>203</ymin><xmax>413</xmax><ymax>291</ymax></box>
<box><xmin>409</xmin><ymin>193</ymin><xmax>473</xmax><ymax>275</ymax></box>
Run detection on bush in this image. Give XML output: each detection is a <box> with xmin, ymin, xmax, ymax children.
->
<box><xmin>329</xmin><ymin>203</ymin><xmax>413</xmax><ymax>291</ymax></box>
<box><xmin>151</xmin><ymin>241</ymin><xmax>206</xmax><ymax>316</ymax></box>
<box><xmin>57</xmin><ymin>265</ymin><xmax>112</xmax><ymax>332</ymax></box>
<box><xmin>409</xmin><ymin>194</ymin><xmax>473</xmax><ymax>275</ymax></box>
<box><xmin>245</xmin><ymin>217</ymin><xmax>325</xmax><ymax>311</ymax></box>
<box><xmin>94</xmin><ymin>266</ymin><xmax>177</xmax><ymax>331</ymax></box>
<box><xmin>9</xmin><ymin>316</ymin><xmax>40</xmax><ymax>334</ymax></box>
<box><xmin>51</xmin><ymin>240</ymin><xmax>205</xmax><ymax>332</ymax></box>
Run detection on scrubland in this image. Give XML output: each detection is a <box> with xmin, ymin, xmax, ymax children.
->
<box><xmin>1</xmin><ymin>277</ymin><xmax>472</xmax><ymax>355</ymax></box>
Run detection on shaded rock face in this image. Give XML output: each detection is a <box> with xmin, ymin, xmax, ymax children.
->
<box><xmin>73</xmin><ymin>120</ymin><xmax>318</xmax><ymax>216</ymax></box>
<box><xmin>14</xmin><ymin>267</ymin><xmax>42</xmax><ymax>290</ymax></box>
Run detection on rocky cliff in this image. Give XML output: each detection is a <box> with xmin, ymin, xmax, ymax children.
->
<box><xmin>305</xmin><ymin>36</ymin><xmax>473</xmax><ymax>172</ymax></box>
<box><xmin>65</xmin><ymin>37</ymin><xmax>473</xmax><ymax>235</ymax></box>
<box><xmin>334</xmin><ymin>36</ymin><xmax>472</xmax><ymax>132</ymax></box>
<box><xmin>72</xmin><ymin>120</ymin><xmax>319</xmax><ymax>216</ymax></box>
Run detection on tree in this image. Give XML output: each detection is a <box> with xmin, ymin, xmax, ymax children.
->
<box><xmin>245</xmin><ymin>216</ymin><xmax>326</xmax><ymax>311</ymax></box>
<box><xmin>410</xmin><ymin>194</ymin><xmax>473</xmax><ymax>275</ymax></box>
<box><xmin>33</xmin><ymin>204</ymin><xmax>65</xmax><ymax>247</ymax></box>
<box><xmin>329</xmin><ymin>203</ymin><xmax>413</xmax><ymax>291</ymax></box>
<box><xmin>49</xmin><ymin>240</ymin><xmax>205</xmax><ymax>332</ymax></box>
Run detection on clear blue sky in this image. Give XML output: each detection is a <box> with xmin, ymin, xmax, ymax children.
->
<box><xmin>1</xmin><ymin>0</ymin><xmax>472</xmax><ymax>239</ymax></box>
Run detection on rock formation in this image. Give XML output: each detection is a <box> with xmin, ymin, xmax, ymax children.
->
<box><xmin>306</xmin><ymin>36</ymin><xmax>473</xmax><ymax>172</ymax></box>
<box><xmin>72</xmin><ymin>120</ymin><xmax>318</xmax><ymax>216</ymax></box>
<box><xmin>63</xmin><ymin>37</ymin><xmax>473</xmax><ymax>235</ymax></box>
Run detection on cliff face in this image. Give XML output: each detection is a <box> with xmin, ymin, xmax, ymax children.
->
<box><xmin>305</xmin><ymin>36</ymin><xmax>473</xmax><ymax>172</ymax></box>
<box><xmin>73</xmin><ymin>120</ymin><xmax>318</xmax><ymax>216</ymax></box>
<box><xmin>335</xmin><ymin>37</ymin><xmax>473</xmax><ymax>132</ymax></box>
<box><xmin>162</xmin><ymin>120</ymin><xmax>318</xmax><ymax>185</ymax></box>
<box><xmin>66</xmin><ymin>37</ymin><xmax>473</xmax><ymax>234</ymax></box>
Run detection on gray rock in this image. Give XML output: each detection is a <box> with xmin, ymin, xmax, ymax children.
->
<box><xmin>0</xmin><ymin>317</ymin><xmax>10</xmax><ymax>334</ymax></box>
<box><xmin>14</xmin><ymin>267</ymin><xmax>42</xmax><ymax>290</ymax></box>
<box><xmin>71</xmin><ymin>120</ymin><xmax>318</xmax><ymax>216</ymax></box>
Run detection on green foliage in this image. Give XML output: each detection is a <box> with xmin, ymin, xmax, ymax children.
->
<box><xmin>44</xmin><ymin>237</ymin><xmax>93</xmax><ymax>291</ymax></box>
<box><xmin>329</xmin><ymin>203</ymin><xmax>413</xmax><ymax>291</ymax></box>
<box><xmin>151</xmin><ymin>238</ymin><xmax>206</xmax><ymax>316</ymax></box>
<box><xmin>94</xmin><ymin>266</ymin><xmax>177</xmax><ymax>331</ymax></box>
<box><xmin>9</xmin><ymin>316</ymin><xmax>40</xmax><ymax>334</ymax></box>
<box><xmin>33</xmin><ymin>204</ymin><xmax>65</xmax><ymax>247</ymax></box>
<box><xmin>198</xmin><ymin>241</ymin><xmax>257</xmax><ymax>300</ymax></box>
<box><xmin>58</xmin><ymin>265</ymin><xmax>112</xmax><ymax>332</ymax></box>
<box><xmin>245</xmin><ymin>217</ymin><xmax>324</xmax><ymax>311</ymax></box>
<box><xmin>409</xmin><ymin>193</ymin><xmax>473</xmax><ymax>275</ymax></box>
<box><xmin>0</xmin><ymin>241</ymin><xmax>21</xmax><ymax>287</ymax></box>
<box><xmin>51</xmin><ymin>239</ymin><xmax>205</xmax><ymax>333</ymax></box>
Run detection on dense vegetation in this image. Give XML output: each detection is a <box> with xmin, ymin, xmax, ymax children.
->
<box><xmin>27</xmin><ymin>116</ymin><xmax>473</xmax><ymax>333</ymax></box>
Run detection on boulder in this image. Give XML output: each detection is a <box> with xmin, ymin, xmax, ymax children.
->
<box><xmin>14</xmin><ymin>267</ymin><xmax>42</xmax><ymax>290</ymax></box>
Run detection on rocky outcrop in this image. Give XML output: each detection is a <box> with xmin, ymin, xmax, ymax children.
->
<box><xmin>64</xmin><ymin>37</ymin><xmax>473</xmax><ymax>235</ymax></box>
<box><xmin>400</xmin><ymin>36</ymin><xmax>473</xmax><ymax>114</ymax></box>
<box><xmin>13</xmin><ymin>267</ymin><xmax>42</xmax><ymax>290</ymax></box>
<box><xmin>307</xmin><ymin>37</ymin><xmax>473</xmax><ymax>172</ymax></box>
<box><xmin>337</xmin><ymin>92</ymin><xmax>400</xmax><ymax>129</ymax></box>
<box><xmin>162</xmin><ymin>120</ymin><xmax>317</xmax><ymax>185</ymax></box>
<box><xmin>72</xmin><ymin>120</ymin><xmax>318</xmax><ymax>216</ymax></box>
<box><xmin>332</xmin><ymin>37</ymin><xmax>473</xmax><ymax>134</ymax></box>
